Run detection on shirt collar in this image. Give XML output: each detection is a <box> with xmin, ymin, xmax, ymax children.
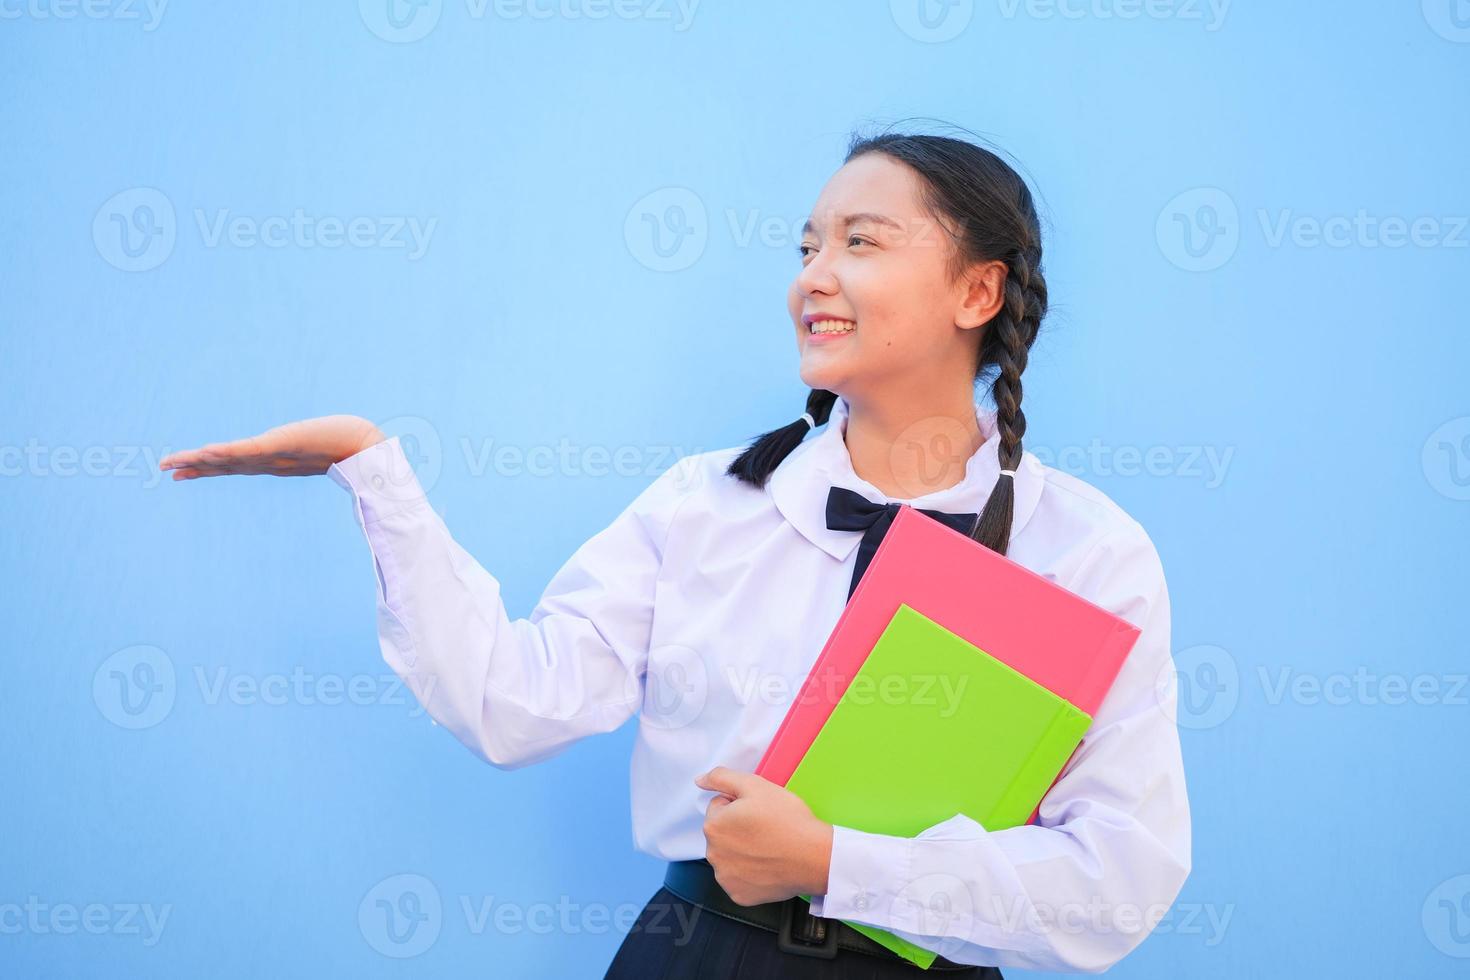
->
<box><xmin>767</xmin><ymin>393</ymin><xmax>1043</xmax><ymax>561</ymax></box>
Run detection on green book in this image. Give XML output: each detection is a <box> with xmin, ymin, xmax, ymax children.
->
<box><xmin>785</xmin><ymin>603</ymin><xmax>1093</xmax><ymax>969</ymax></box>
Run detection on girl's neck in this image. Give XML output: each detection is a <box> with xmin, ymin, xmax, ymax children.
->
<box><xmin>841</xmin><ymin>391</ymin><xmax>985</xmax><ymax>501</ymax></box>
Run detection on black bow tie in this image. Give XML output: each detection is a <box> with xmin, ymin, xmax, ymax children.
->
<box><xmin>825</xmin><ymin>485</ymin><xmax>979</xmax><ymax>601</ymax></box>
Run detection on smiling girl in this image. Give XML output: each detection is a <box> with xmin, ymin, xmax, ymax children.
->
<box><xmin>161</xmin><ymin>127</ymin><xmax>1191</xmax><ymax>977</ymax></box>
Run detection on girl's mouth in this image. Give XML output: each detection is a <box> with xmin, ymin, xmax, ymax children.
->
<box><xmin>807</xmin><ymin>318</ymin><xmax>856</xmax><ymax>341</ymax></box>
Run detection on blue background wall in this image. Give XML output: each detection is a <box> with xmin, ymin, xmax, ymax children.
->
<box><xmin>2</xmin><ymin>2</ymin><xmax>1467</xmax><ymax>976</ymax></box>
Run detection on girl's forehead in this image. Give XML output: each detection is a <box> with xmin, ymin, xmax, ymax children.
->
<box><xmin>808</xmin><ymin>157</ymin><xmax>924</xmax><ymax>223</ymax></box>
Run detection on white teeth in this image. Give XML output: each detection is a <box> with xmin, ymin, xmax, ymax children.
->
<box><xmin>810</xmin><ymin>319</ymin><xmax>856</xmax><ymax>334</ymax></box>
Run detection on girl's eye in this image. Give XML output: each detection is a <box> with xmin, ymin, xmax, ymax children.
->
<box><xmin>798</xmin><ymin>237</ymin><xmax>870</xmax><ymax>259</ymax></box>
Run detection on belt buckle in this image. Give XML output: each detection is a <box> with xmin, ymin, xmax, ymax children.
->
<box><xmin>777</xmin><ymin>897</ymin><xmax>838</xmax><ymax>959</ymax></box>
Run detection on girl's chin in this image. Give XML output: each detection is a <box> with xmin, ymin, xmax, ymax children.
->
<box><xmin>798</xmin><ymin>359</ymin><xmax>849</xmax><ymax>392</ymax></box>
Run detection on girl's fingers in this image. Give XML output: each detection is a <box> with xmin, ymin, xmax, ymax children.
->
<box><xmin>198</xmin><ymin>441</ymin><xmax>244</xmax><ymax>461</ymax></box>
<box><xmin>168</xmin><ymin>458</ymin><xmax>248</xmax><ymax>478</ymax></box>
<box><xmin>161</xmin><ymin>446</ymin><xmax>222</xmax><ymax>468</ymax></box>
<box><xmin>161</xmin><ymin>428</ymin><xmax>316</xmax><ymax>477</ymax></box>
<box><xmin>162</xmin><ymin>438</ymin><xmax>256</xmax><ymax>470</ymax></box>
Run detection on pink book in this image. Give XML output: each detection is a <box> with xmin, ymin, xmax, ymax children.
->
<box><xmin>756</xmin><ymin>504</ymin><xmax>1142</xmax><ymax>823</ymax></box>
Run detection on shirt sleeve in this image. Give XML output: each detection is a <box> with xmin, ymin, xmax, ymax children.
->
<box><xmin>806</xmin><ymin>522</ymin><xmax>1193</xmax><ymax>974</ymax></box>
<box><xmin>325</xmin><ymin>436</ymin><xmax>694</xmax><ymax>770</ymax></box>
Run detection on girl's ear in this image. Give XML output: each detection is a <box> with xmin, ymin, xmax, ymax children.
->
<box><xmin>957</xmin><ymin>259</ymin><xmax>1009</xmax><ymax>331</ymax></box>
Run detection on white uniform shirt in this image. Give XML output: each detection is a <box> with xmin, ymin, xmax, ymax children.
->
<box><xmin>326</xmin><ymin>394</ymin><xmax>1192</xmax><ymax>973</ymax></box>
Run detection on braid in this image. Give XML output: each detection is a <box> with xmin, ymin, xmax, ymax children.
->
<box><xmin>726</xmin><ymin>388</ymin><xmax>838</xmax><ymax>489</ymax></box>
<box><xmin>970</xmin><ymin>245</ymin><xmax>1047</xmax><ymax>556</ymax></box>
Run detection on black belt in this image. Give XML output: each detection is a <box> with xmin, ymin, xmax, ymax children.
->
<box><xmin>662</xmin><ymin>858</ymin><xmax>975</xmax><ymax>970</ymax></box>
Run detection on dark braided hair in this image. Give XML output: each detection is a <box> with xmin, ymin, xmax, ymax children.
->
<box><xmin>725</xmin><ymin>127</ymin><xmax>1048</xmax><ymax>557</ymax></box>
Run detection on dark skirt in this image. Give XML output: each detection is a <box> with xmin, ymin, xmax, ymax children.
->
<box><xmin>604</xmin><ymin>885</ymin><xmax>1004</xmax><ymax>979</ymax></box>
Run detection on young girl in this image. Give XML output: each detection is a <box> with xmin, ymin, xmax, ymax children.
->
<box><xmin>159</xmin><ymin>130</ymin><xmax>1191</xmax><ymax>977</ymax></box>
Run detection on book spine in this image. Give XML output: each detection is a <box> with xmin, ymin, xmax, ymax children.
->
<box><xmin>1078</xmin><ymin>619</ymin><xmax>1142</xmax><ymax>711</ymax></box>
<box><xmin>989</xmin><ymin>707</ymin><xmax>1088</xmax><ymax>830</ymax></box>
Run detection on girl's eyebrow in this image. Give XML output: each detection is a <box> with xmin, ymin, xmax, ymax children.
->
<box><xmin>801</xmin><ymin>212</ymin><xmax>903</xmax><ymax>237</ymax></box>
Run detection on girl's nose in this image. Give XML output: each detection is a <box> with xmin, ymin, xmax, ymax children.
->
<box><xmin>795</xmin><ymin>254</ymin><xmax>838</xmax><ymax>296</ymax></box>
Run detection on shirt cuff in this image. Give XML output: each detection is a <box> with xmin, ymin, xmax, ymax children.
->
<box><xmin>808</xmin><ymin>823</ymin><xmax>912</xmax><ymax>924</ymax></box>
<box><xmin>325</xmin><ymin>436</ymin><xmax>430</xmax><ymax>525</ymax></box>
<box><xmin>808</xmin><ymin>815</ymin><xmax>1044</xmax><ymax>957</ymax></box>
